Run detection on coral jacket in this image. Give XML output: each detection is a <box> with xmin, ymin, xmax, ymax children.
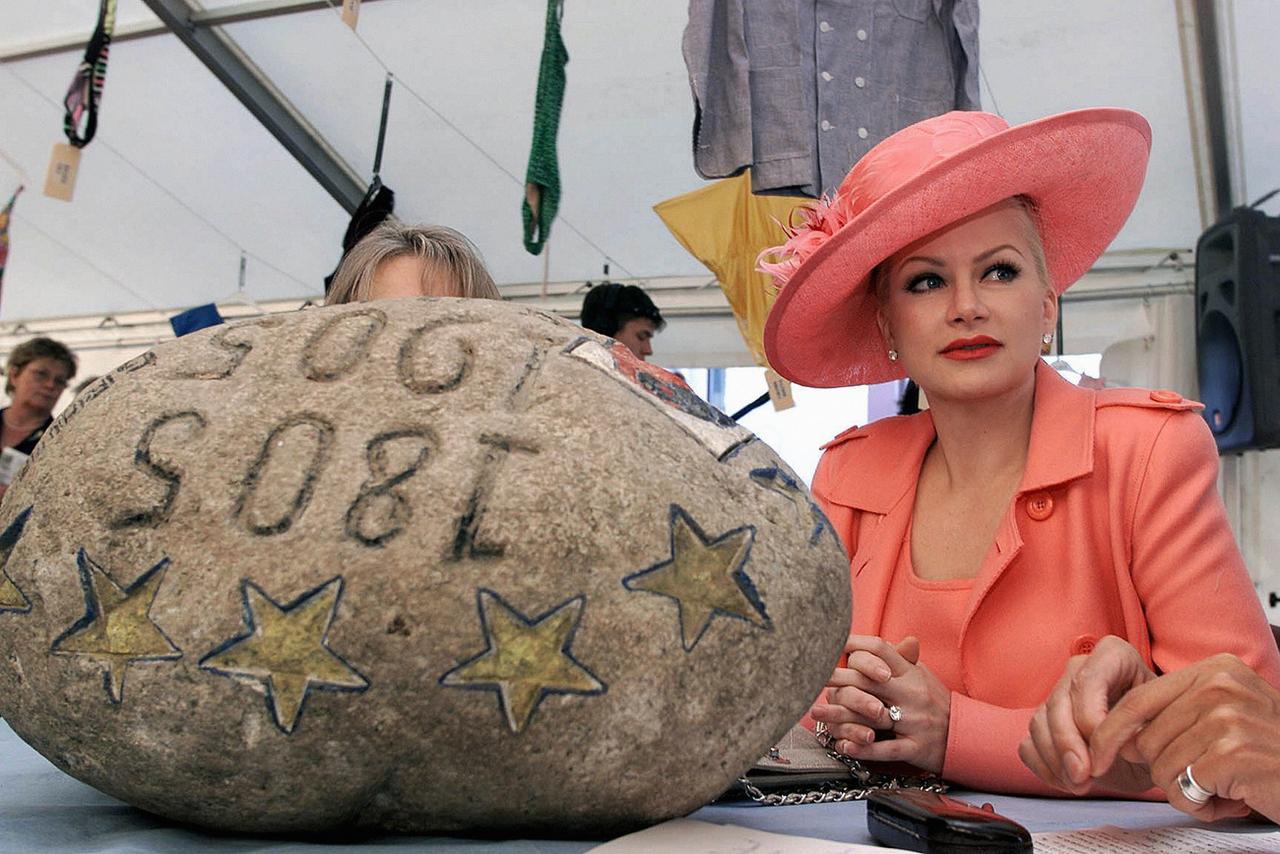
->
<box><xmin>811</xmin><ymin>362</ymin><xmax>1280</xmax><ymax>795</ymax></box>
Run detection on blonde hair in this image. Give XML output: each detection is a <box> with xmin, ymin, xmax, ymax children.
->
<box><xmin>325</xmin><ymin>220</ymin><xmax>501</xmax><ymax>305</ymax></box>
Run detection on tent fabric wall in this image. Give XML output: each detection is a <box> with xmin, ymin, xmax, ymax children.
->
<box><xmin>1096</xmin><ymin>294</ymin><xmax>1198</xmax><ymax>396</ymax></box>
<box><xmin>1222</xmin><ymin>452</ymin><xmax>1280</xmax><ymax>618</ymax></box>
<box><xmin>7</xmin><ymin>1</ymin><xmax>1279</xmax><ymax>322</ymax></box>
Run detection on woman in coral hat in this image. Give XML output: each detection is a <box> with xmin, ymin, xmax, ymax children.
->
<box><xmin>759</xmin><ymin>109</ymin><xmax>1280</xmax><ymax>796</ymax></box>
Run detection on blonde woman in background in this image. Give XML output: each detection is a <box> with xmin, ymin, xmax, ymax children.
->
<box><xmin>325</xmin><ymin>220</ymin><xmax>501</xmax><ymax>305</ymax></box>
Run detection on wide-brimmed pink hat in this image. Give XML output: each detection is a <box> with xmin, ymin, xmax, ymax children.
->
<box><xmin>760</xmin><ymin>108</ymin><xmax>1151</xmax><ymax>388</ymax></box>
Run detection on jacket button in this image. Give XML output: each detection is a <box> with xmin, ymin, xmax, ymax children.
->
<box><xmin>1150</xmin><ymin>389</ymin><xmax>1182</xmax><ymax>404</ymax></box>
<box><xmin>1071</xmin><ymin>634</ymin><xmax>1098</xmax><ymax>656</ymax></box>
<box><xmin>1025</xmin><ymin>492</ymin><xmax>1053</xmax><ymax>521</ymax></box>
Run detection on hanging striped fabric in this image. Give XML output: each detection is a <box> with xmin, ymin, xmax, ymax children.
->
<box><xmin>63</xmin><ymin>0</ymin><xmax>118</xmax><ymax>148</ymax></box>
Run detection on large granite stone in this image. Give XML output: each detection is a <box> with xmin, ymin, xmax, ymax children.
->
<box><xmin>0</xmin><ymin>299</ymin><xmax>850</xmax><ymax>834</ymax></box>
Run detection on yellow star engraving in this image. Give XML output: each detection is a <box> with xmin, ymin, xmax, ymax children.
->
<box><xmin>0</xmin><ymin>507</ymin><xmax>34</xmax><ymax>614</ymax></box>
<box><xmin>199</xmin><ymin>577</ymin><xmax>368</xmax><ymax>734</ymax></box>
<box><xmin>51</xmin><ymin>551</ymin><xmax>182</xmax><ymax>703</ymax></box>
<box><xmin>441</xmin><ymin>590</ymin><xmax>605</xmax><ymax>733</ymax></box>
<box><xmin>0</xmin><ymin>576</ymin><xmax>24</xmax><ymax>611</ymax></box>
<box><xmin>624</xmin><ymin>506</ymin><xmax>770</xmax><ymax>651</ymax></box>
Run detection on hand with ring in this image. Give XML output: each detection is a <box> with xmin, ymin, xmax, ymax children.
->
<box><xmin>1019</xmin><ymin>635</ymin><xmax>1157</xmax><ymax>795</ymax></box>
<box><xmin>809</xmin><ymin>634</ymin><xmax>952</xmax><ymax>773</ymax></box>
<box><xmin>1088</xmin><ymin>652</ymin><xmax>1280</xmax><ymax>822</ymax></box>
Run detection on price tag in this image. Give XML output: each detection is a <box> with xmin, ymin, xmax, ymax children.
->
<box><xmin>43</xmin><ymin>143</ymin><xmax>81</xmax><ymax>202</ymax></box>
<box><xmin>764</xmin><ymin>368</ymin><xmax>795</xmax><ymax>411</ymax></box>
<box><xmin>341</xmin><ymin>0</ymin><xmax>361</xmax><ymax>29</ymax></box>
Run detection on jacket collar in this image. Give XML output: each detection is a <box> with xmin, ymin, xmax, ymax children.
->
<box><xmin>1020</xmin><ymin>359</ymin><xmax>1095</xmax><ymax>492</ymax></box>
<box><xmin>822</xmin><ymin>360</ymin><xmax>1095</xmax><ymax>512</ymax></box>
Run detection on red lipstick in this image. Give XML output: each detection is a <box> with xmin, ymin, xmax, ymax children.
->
<box><xmin>941</xmin><ymin>335</ymin><xmax>1001</xmax><ymax>360</ymax></box>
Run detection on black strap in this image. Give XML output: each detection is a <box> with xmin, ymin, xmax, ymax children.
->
<box><xmin>372</xmin><ymin>74</ymin><xmax>393</xmax><ymax>178</ymax></box>
<box><xmin>731</xmin><ymin>392</ymin><xmax>771</xmax><ymax>422</ymax></box>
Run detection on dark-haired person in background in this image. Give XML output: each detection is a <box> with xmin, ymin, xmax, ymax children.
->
<box><xmin>1</xmin><ymin>337</ymin><xmax>76</xmax><ymax>499</ymax></box>
<box><xmin>579</xmin><ymin>283</ymin><xmax>666</xmax><ymax>361</ymax></box>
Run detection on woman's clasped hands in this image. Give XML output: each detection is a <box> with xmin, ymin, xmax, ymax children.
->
<box><xmin>809</xmin><ymin>634</ymin><xmax>951</xmax><ymax>773</ymax></box>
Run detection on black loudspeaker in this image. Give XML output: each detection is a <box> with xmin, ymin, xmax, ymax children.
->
<box><xmin>1195</xmin><ymin>207</ymin><xmax>1280</xmax><ymax>453</ymax></box>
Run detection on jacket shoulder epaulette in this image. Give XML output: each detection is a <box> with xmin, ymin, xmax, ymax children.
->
<box><xmin>819</xmin><ymin>413</ymin><xmax>925</xmax><ymax>451</ymax></box>
<box><xmin>1095</xmin><ymin>386</ymin><xmax>1203</xmax><ymax>413</ymax></box>
<box><xmin>819</xmin><ymin>423</ymin><xmax>864</xmax><ymax>451</ymax></box>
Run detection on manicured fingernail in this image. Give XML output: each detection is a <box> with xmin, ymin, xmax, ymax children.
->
<box><xmin>864</xmin><ymin>731</ymin><xmax>874</xmax><ymax>744</ymax></box>
<box><xmin>1065</xmin><ymin>752</ymin><xmax>1084</xmax><ymax>783</ymax></box>
<box><xmin>876</xmin><ymin>667</ymin><xmax>891</xmax><ymax>681</ymax></box>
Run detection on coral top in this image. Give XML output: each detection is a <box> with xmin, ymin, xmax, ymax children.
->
<box><xmin>879</xmin><ymin>521</ymin><xmax>972</xmax><ymax>692</ymax></box>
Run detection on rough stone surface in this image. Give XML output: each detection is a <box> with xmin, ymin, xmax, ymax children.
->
<box><xmin>0</xmin><ymin>299</ymin><xmax>850</xmax><ymax>835</ymax></box>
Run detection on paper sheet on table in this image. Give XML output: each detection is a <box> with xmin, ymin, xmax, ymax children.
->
<box><xmin>590</xmin><ymin>817</ymin><xmax>911</xmax><ymax>853</ymax></box>
<box><xmin>1034</xmin><ymin>825</ymin><xmax>1280</xmax><ymax>853</ymax></box>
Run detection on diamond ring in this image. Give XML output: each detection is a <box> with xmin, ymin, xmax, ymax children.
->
<box><xmin>886</xmin><ymin>704</ymin><xmax>903</xmax><ymax>724</ymax></box>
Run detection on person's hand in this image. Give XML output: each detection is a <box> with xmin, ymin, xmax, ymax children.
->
<box><xmin>809</xmin><ymin>634</ymin><xmax>950</xmax><ymax>773</ymax></box>
<box><xmin>1090</xmin><ymin>653</ymin><xmax>1280</xmax><ymax>822</ymax></box>
<box><xmin>1019</xmin><ymin>635</ymin><xmax>1156</xmax><ymax>794</ymax></box>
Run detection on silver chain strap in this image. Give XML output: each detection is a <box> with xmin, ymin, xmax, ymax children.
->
<box><xmin>737</xmin><ymin>774</ymin><xmax>947</xmax><ymax>806</ymax></box>
<box><xmin>735</xmin><ymin>723</ymin><xmax>948</xmax><ymax>807</ymax></box>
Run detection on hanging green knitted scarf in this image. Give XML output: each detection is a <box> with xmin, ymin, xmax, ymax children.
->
<box><xmin>522</xmin><ymin>0</ymin><xmax>568</xmax><ymax>255</ymax></box>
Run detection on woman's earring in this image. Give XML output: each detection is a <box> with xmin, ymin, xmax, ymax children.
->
<box><xmin>887</xmin><ymin>349</ymin><xmax>899</xmax><ymax>362</ymax></box>
<box><xmin>1040</xmin><ymin>333</ymin><xmax>1053</xmax><ymax>356</ymax></box>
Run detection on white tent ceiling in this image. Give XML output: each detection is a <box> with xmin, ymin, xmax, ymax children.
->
<box><xmin>1</xmin><ymin>0</ymin><xmax>1278</xmax><ymax>332</ymax></box>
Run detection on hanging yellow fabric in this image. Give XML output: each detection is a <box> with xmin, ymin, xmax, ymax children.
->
<box><xmin>654</xmin><ymin>171</ymin><xmax>807</xmax><ymax>367</ymax></box>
